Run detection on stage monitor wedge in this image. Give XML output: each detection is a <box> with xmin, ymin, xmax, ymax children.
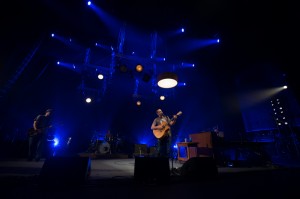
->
<box><xmin>180</xmin><ymin>157</ymin><xmax>218</xmax><ymax>181</ymax></box>
<box><xmin>134</xmin><ymin>156</ymin><xmax>170</xmax><ymax>184</ymax></box>
<box><xmin>39</xmin><ymin>156</ymin><xmax>91</xmax><ymax>187</ymax></box>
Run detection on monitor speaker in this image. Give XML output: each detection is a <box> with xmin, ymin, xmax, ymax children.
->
<box><xmin>39</xmin><ymin>156</ymin><xmax>91</xmax><ymax>187</ymax></box>
<box><xmin>180</xmin><ymin>157</ymin><xmax>218</xmax><ymax>180</ymax></box>
<box><xmin>134</xmin><ymin>156</ymin><xmax>170</xmax><ymax>183</ymax></box>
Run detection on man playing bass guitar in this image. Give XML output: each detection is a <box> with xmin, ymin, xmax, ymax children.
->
<box><xmin>151</xmin><ymin>109</ymin><xmax>182</xmax><ymax>158</ymax></box>
<box><xmin>28</xmin><ymin>109</ymin><xmax>53</xmax><ymax>161</ymax></box>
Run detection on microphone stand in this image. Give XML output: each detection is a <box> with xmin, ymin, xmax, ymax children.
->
<box><xmin>170</xmin><ymin>134</ymin><xmax>178</xmax><ymax>175</ymax></box>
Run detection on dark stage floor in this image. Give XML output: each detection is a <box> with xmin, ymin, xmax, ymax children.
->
<box><xmin>1</xmin><ymin>154</ymin><xmax>300</xmax><ymax>199</ymax></box>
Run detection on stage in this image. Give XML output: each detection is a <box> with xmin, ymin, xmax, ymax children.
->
<box><xmin>1</xmin><ymin>154</ymin><xmax>300</xmax><ymax>199</ymax></box>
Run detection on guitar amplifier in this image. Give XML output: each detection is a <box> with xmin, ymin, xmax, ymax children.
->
<box><xmin>133</xmin><ymin>144</ymin><xmax>147</xmax><ymax>157</ymax></box>
<box><xmin>149</xmin><ymin>146</ymin><xmax>157</xmax><ymax>156</ymax></box>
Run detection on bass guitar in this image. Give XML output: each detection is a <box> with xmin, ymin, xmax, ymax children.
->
<box><xmin>27</xmin><ymin>125</ymin><xmax>53</xmax><ymax>137</ymax></box>
<box><xmin>153</xmin><ymin>111</ymin><xmax>182</xmax><ymax>139</ymax></box>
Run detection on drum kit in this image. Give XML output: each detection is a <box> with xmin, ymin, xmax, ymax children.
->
<box><xmin>87</xmin><ymin>132</ymin><xmax>121</xmax><ymax>155</ymax></box>
<box><xmin>95</xmin><ymin>140</ymin><xmax>111</xmax><ymax>155</ymax></box>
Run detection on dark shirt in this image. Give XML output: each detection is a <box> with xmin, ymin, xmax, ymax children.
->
<box><xmin>34</xmin><ymin>115</ymin><xmax>51</xmax><ymax>130</ymax></box>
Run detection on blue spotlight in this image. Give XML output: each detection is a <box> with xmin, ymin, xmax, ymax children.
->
<box><xmin>53</xmin><ymin>138</ymin><xmax>59</xmax><ymax>147</ymax></box>
<box><xmin>181</xmin><ymin>62</ymin><xmax>195</xmax><ymax>68</ymax></box>
<box><xmin>87</xmin><ymin>1</ymin><xmax>92</xmax><ymax>6</ymax></box>
<box><xmin>56</xmin><ymin>61</ymin><xmax>78</xmax><ymax>71</ymax></box>
<box><xmin>51</xmin><ymin>33</ymin><xmax>55</xmax><ymax>37</ymax></box>
<box><xmin>154</xmin><ymin>57</ymin><xmax>166</xmax><ymax>62</ymax></box>
<box><xmin>181</xmin><ymin>28</ymin><xmax>185</xmax><ymax>33</ymax></box>
<box><xmin>177</xmin><ymin>82</ymin><xmax>186</xmax><ymax>87</ymax></box>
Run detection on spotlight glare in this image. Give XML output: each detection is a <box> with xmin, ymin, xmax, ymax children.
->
<box><xmin>53</xmin><ymin>138</ymin><xmax>59</xmax><ymax>146</ymax></box>
<box><xmin>98</xmin><ymin>74</ymin><xmax>104</xmax><ymax>79</ymax></box>
<box><xmin>86</xmin><ymin>97</ymin><xmax>92</xmax><ymax>103</ymax></box>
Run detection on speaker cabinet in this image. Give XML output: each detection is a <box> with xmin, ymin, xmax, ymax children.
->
<box><xmin>180</xmin><ymin>157</ymin><xmax>218</xmax><ymax>180</ymax></box>
<box><xmin>39</xmin><ymin>156</ymin><xmax>91</xmax><ymax>187</ymax></box>
<box><xmin>148</xmin><ymin>146</ymin><xmax>157</xmax><ymax>157</ymax></box>
<box><xmin>133</xmin><ymin>144</ymin><xmax>148</xmax><ymax>157</ymax></box>
<box><xmin>134</xmin><ymin>157</ymin><xmax>170</xmax><ymax>183</ymax></box>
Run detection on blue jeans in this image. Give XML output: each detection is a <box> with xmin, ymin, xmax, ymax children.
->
<box><xmin>157</xmin><ymin>135</ymin><xmax>171</xmax><ymax>158</ymax></box>
<box><xmin>28</xmin><ymin>135</ymin><xmax>46</xmax><ymax>160</ymax></box>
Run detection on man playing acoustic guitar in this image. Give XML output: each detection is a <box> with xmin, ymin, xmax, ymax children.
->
<box><xmin>151</xmin><ymin>109</ymin><xmax>181</xmax><ymax>158</ymax></box>
<box><xmin>28</xmin><ymin>109</ymin><xmax>53</xmax><ymax>161</ymax></box>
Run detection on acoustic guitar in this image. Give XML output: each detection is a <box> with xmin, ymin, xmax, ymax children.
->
<box><xmin>153</xmin><ymin>111</ymin><xmax>182</xmax><ymax>139</ymax></box>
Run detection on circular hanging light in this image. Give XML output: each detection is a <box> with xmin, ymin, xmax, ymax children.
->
<box><xmin>157</xmin><ymin>72</ymin><xmax>178</xmax><ymax>88</ymax></box>
<box><xmin>136</xmin><ymin>64</ymin><xmax>143</xmax><ymax>72</ymax></box>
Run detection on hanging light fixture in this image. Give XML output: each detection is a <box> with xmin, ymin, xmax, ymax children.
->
<box><xmin>157</xmin><ymin>72</ymin><xmax>178</xmax><ymax>88</ymax></box>
<box><xmin>135</xmin><ymin>64</ymin><xmax>143</xmax><ymax>72</ymax></box>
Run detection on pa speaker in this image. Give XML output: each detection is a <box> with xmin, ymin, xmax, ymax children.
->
<box><xmin>180</xmin><ymin>157</ymin><xmax>218</xmax><ymax>180</ymax></box>
<box><xmin>39</xmin><ymin>156</ymin><xmax>91</xmax><ymax>187</ymax></box>
<box><xmin>134</xmin><ymin>156</ymin><xmax>170</xmax><ymax>183</ymax></box>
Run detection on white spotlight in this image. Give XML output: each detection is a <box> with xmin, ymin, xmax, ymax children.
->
<box><xmin>98</xmin><ymin>74</ymin><xmax>104</xmax><ymax>79</ymax></box>
<box><xmin>86</xmin><ymin>97</ymin><xmax>92</xmax><ymax>103</ymax></box>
